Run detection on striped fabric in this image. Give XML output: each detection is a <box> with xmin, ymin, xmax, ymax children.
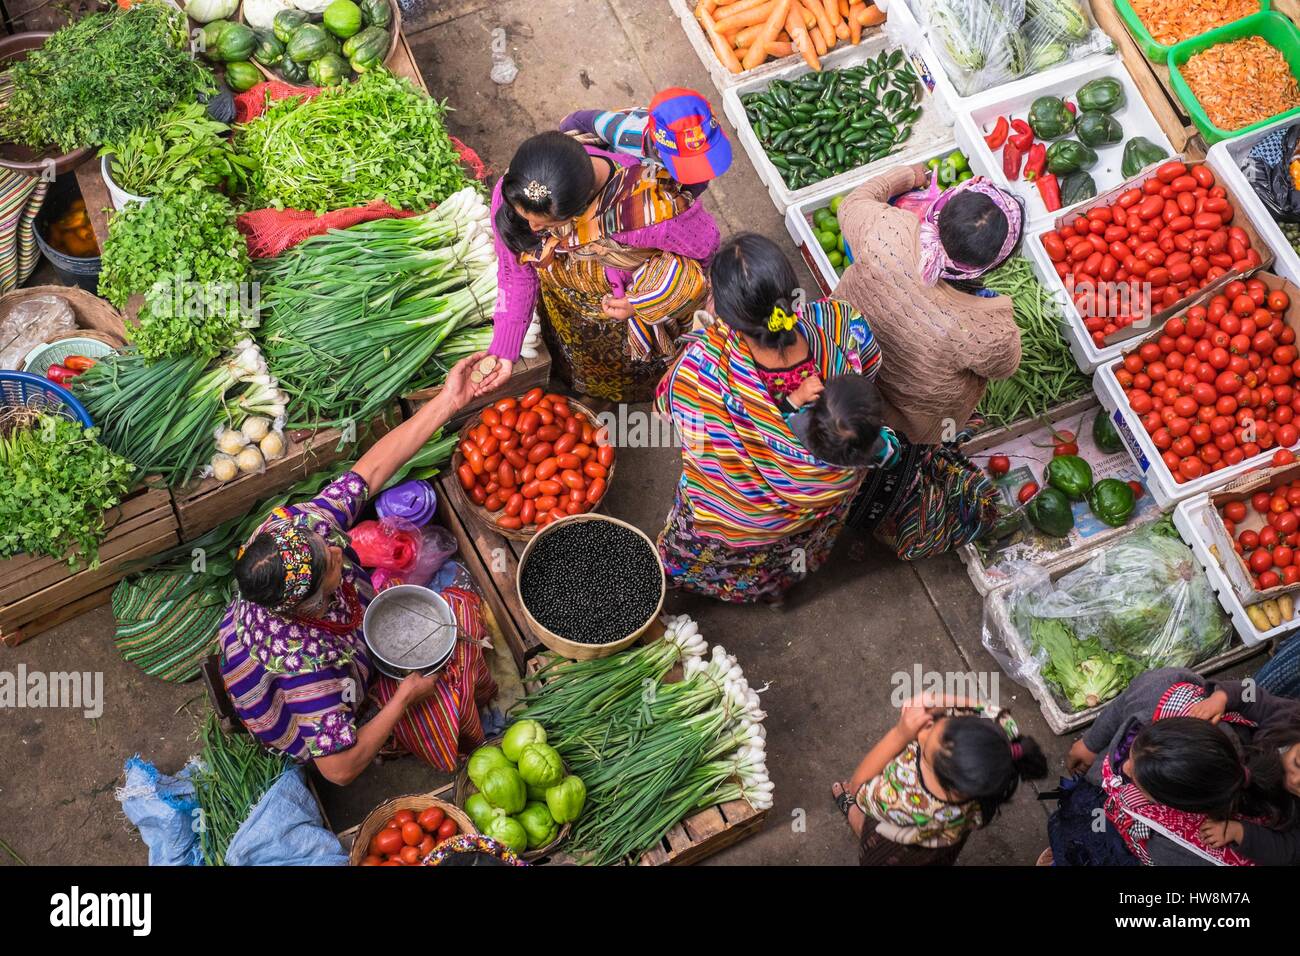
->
<box><xmin>658</xmin><ymin>298</ymin><xmax>878</xmax><ymax>547</ymax></box>
<box><xmin>112</xmin><ymin>571</ymin><xmax>223</xmax><ymax>683</ymax></box>
<box><xmin>0</xmin><ymin>170</ymin><xmax>49</xmax><ymax>294</ymax></box>
<box><xmin>625</xmin><ymin>252</ymin><xmax>706</xmax><ymax>359</ymax></box>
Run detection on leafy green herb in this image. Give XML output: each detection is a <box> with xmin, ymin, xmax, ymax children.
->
<box><xmin>100</xmin><ymin>101</ymin><xmax>253</xmax><ymax>197</ymax></box>
<box><xmin>236</xmin><ymin>69</ymin><xmax>472</xmax><ymax>213</ymax></box>
<box><xmin>0</xmin><ymin>1</ymin><xmax>213</xmax><ymax>153</ymax></box>
<box><xmin>98</xmin><ymin>183</ymin><xmax>251</xmax><ymax>361</ymax></box>
<box><xmin>0</xmin><ymin>411</ymin><xmax>136</xmax><ymax>568</ymax></box>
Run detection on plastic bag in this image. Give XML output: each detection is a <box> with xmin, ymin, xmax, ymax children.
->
<box><xmin>375</xmin><ymin>478</ymin><xmax>437</xmax><ymax>527</ymax></box>
<box><xmin>1243</xmin><ymin>123</ymin><xmax>1300</xmax><ymax>223</ymax></box>
<box><xmin>370</xmin><ymin>524</ymin><xmax>458</xmax><ymax>589</ymax></box>
<box><xmin>223</xmin><ymin>767</ymin><xmax>347</xmax><ymax>866</ymax></box>
<box><xmin>983</xmin><ymin>520</ymin><xmax>1231</xmax><ymax>712</ymax></box>
<box><xmin>350</xmin><ymin>517</ymin><xmax>421</xmax><ymax>572</ymax></box>
<box><xmin>891</xmin><ymin>175</ymin><xmax>943</xmax><ymax>220</ymax></box>
<box><xmin>0</xmin><ymin>294</ymin><xmax>75</xmax><ymax>369</ymax></box>
<box><xmin>919</xmin><ymin>0</ymin><xmax>1111</xmax><ymax>97</ymax></box>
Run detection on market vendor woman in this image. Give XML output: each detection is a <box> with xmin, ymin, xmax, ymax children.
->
<box><xmin>220</xmin><ymin>354</ymin><xmax>496</xmax><ymax>785</ymax></box>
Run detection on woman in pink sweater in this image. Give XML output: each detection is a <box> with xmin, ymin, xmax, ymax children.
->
<box><xmin>475</xmin><ymin>131</ymin><xmax>720</xmax><ymax>403</ymax></box>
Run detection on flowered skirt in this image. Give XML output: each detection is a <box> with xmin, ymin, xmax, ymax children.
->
<box><xmin>538</xmin><ymin>256</ymin><xmax>700</xmax><ymax>404</ymax></box>
<box><xmin>657</xmin><ymin>489</ymin><xmax>851</xmax><ymax>604</ymax></box>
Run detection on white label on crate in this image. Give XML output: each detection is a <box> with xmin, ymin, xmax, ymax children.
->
<box><xmin>1113</xmin><ymin>408</ymin><xmax>1149</xmax><ymax>473</ymax></box>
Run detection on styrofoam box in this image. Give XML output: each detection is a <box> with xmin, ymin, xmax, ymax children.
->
<box><xmin>1206</xmin><ymin>114</ymin><xmax>1300</xmax><ymax>286</ymax></box>
<box><xmin>955</xmin><ymin>54</ymin><xmax>1176</xmax><ymax>232</ymax></box>
<box><xmin>983</xmin><ymin>523</ymin><xmax>1266</xmax><ymax>735</ymax></box>
<box><xmin>721</xmin><ymin>31</ymin><xmax>952</xmax><ymax>214</ymax></box>
<box><xmin>669</xmin><ymin>0</ymin><xmax>882</xmax><ymax>95</ymax></box>
<box><xmin>1174</xmin><ymin>495</ymin><xmax>1300</xmax><ymax>647</ymax></box>
<box><xmin>782</xmin><ymin>138</ymin><xmax>996</xmax><ymax>294</ymax></box>
<box><xmin>879</xmin><ymin>0</ymin><xmax>1118</xmax><ymax>120</ymax></box>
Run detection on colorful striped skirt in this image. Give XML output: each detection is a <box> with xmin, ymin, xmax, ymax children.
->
<box><xmin>657</xmin><ymin>489</ymin><xmax>851</xmax><ymax>604</ymax></box>
<box><xmin>112</xmin><ymin>571</ymin><xmax>224</xmax><ymax>683</ymax></box>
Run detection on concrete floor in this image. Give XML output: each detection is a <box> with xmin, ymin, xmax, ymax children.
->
<box><xmin>1</xmin><ymin>0</ymin><xmax>1241</xmax><ymax>866</ymax></box>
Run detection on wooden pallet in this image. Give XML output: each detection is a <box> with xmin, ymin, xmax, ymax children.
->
<box><xmin>402</xmin><ymin>342</ymin><xmax>553</xmax><ymax>431</ymax></box>
<box><xmin>0</xmin><ymin>485</ymin><xmax>178</xmax><ymax>646</ymax></box>
<box><xmin>169</xmin><ymin>409</ymin><xmax>398</xmax><ymax>542</ymax></box>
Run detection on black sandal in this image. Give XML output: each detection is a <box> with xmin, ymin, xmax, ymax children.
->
<box><xmin>831</xmin><ymin>782</ymin><xmax>853</xmax><ymax>817</ymax></box>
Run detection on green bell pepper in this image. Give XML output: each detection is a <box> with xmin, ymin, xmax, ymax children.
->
<box><xmin>1092</xmin><ymin>407</ymin><xmax>1124</xmax><ymax>454</ymax></box>
<box><xmin>1028</xmin><ymin>95</ymin><xmax>1075</xmax><ymax>140</ymax></box>
<box><xmin>1046</xmin><ymin>139</ymin><xmax>1098</xmax><ymax>175</ymax></box>
<box><xmin>1026</xmin><ymin>486</ymin><xmax>1074</xmax><ymax>538</ymax></box>
<box><xmin>1045</xmin><ymin>454</ymin><xmax>1094</xmax><ymax>500</ymax></box>
<box><xmin>1087</xmin><ymin>478</ymin><xmax>1136</xmax><ymax>528</ymax></box>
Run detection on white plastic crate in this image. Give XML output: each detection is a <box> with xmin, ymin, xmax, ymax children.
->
<box><xmin>1173</xmin><ymin>495</ymin><xmax>1300</xmax><ymax>647</ymax></box>
<box><xmin>954</xmin><ymin>54</ymin><xmax>1175</xmax><ymax>231</ymax></box>
<box><xmin>782</xmin><ymin>138</ymin><xmax>995</xmax><ymax>294</ymax></box>
<box><xmin>722</xmin><ymin>30</ymin><xmax>952</xmax><ymax>214</ymax></box>
<box><xmin>1206</xmin><ymin>114</ymin><xmax>1300</xmax><ymax>286</ymax></box>
<box><xmin>670</xmin><ymin>0</ymin><xmax>882</xmax><ymax>95</ymax></box>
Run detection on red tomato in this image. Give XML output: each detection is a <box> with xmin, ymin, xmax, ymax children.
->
<box><xmin>401</xmin><ymin>821</ymin><xmax>424</xmax><ymax>847</ymax></box>
<box><xmin>1017</xmin><ymin>482</ymin><xmax>1039</xmax><ymax>504</ymax></box>
<box><xmin>1223</xmin><ymin>500</ymin><xmax>1248</xmax><ymax>523</ymax></box>
<box><xmin>417</xmin><ymin>806</ymin><xmax>445</xmax><ymax>833</ymax></box>
<box><xmin>1259</xmin><ymin>571</ymin><xmax>1283</xmax><ymax>590</ymax></box>
<box><xmin>437</xmin><ymin>818</ymin><xmax>459</xmax><ymax>840</ymax></box>
<box><xmin>1250</xmin><ymin>549</ymin><xmax>1275</xmax><ymax>573</ymax></box>
<box><xmin>374</xmin><ymin>828</ymin><xmax>404</xmax><ymax>857</ymax></box>
<box><xmin>1128</xmin><ymin>480</ymin><xmax>1144</xmax><ymax>500</ymax></box>
<box><xmin>1275</xmin><ymin>449</ymin><xmax>1297</xmax><ymax>467</ymax></box>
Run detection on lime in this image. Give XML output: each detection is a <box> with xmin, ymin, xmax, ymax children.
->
<box><xmin>829</xmin><ymin>194</ymin><xmax>844</xmax><ymax>214</ymax></box>
<box><xmin>945</xmin><ymin>149</ymin><xmax>968</xmax><ymax>173</ymax></box>
<box><xmin>826</xmin><ymin>249</ymin><xmax>844</xmax><ymax>267</ymax></box>
<box><xmin>816</xmin><ymin>230</ymin><xmax>837</xmax><ymax>252</ymax></box>
<box><xmin>958</xmin><ymin>170</ymin><xmax>974</xmax><ymax>182</ymax></box>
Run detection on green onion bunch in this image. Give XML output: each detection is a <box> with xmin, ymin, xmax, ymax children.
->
<box><xmin>193</xmin><ymin>711</ymin><xmax>288</xmax><ymax>866</ymax></box>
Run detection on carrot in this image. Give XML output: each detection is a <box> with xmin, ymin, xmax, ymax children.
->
<box><xmin>838</xmin><ymin>0</ymin><xmax>849</xmax><ymax>14</ymax></box>
<box><xmin>694</xmin><ymin>0</ymin><xmax>719</xmax><ymax>15</ymax></box>
<box><xmin>742</xmin><ymin>0</ymin><xmax>790</xmax><ymax>69</ymax></box>
<box><xmin>823</xmin><ymin>0</ymin><xmax>842</xmax><ymax>27</ymax></box>
<box><xmin>855</xmin><ymin>2</ymin><xmax>886</xmax><ymax>25</ymax></box>
<box><xmin>765</xmin><ymin>39</ymin><xmax>794</xmax><ymax>55</ymax></box>
<box><xmin>715</xmin><ymin>0</ymin><xmax>778</xmax><ymax>34</ymax></box>
<box><xmin>848</xmin><ymin>0</ymin><xmax>862</xmax><ymax>42</ymax></box>
<box><xmin>835</xmin><ymin>20</ymin><xmax>850</xmax><ymax>39</ymax></box>
<box><xmin>802</xmin><ymin>0</ymin><xmax>836</xmax><ymax>48</ymax></box>
<box><xmin>700</xmin><ymin>7</ymin><xmax>745</xmax><ymax>73</ymax></box>
<box><xmin>786</xmin><ymin>7</ymin><xmax>820</xmax><ymax>69</ymax></box>
<box><xmin>809</xmin><ymin>23</ymin><xmax>828</xmax><ymax>54</ymax></box>
<box><xmin>709</xmin><ymin>0</ymin><xmax>771</xmax><ymax>19</ymax></box>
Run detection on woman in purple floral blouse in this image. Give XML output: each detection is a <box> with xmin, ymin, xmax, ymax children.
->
<box><xmin>220</xmin><ymin>354</ymin><xmax>486</xmax><ymax>786</ymax></box>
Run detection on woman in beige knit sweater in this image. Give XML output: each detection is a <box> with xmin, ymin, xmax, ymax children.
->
<box><xmin>829</xmin><ymin>165</ymin><xmax>1024</xmax><ymax>559</ymax></box>
<box><xmin>835</xmin><ymin>164</ymin><xmax>1024</xmax><ymax>444</ymax></box>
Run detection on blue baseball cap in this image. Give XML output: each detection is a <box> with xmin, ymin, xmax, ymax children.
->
<box><xmin>648</xmin><ymin>87</ymin><xmax>732</xmax><ymax>185</ymax></box>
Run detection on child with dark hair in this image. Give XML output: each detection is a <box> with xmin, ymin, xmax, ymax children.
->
<box><xmin>831</xmin><ymin>695</ymin><xmax>1046</xmax><ymax>865</ymax></box>
<box><xmin>791</xmin><ymin>374</ymin><xmax>900</xmax><ymax>470</ymax></box>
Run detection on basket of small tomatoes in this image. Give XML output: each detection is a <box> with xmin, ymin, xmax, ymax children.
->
<box><xmin>451</xmin><ymin>388</ymin><xmax>616</xmax><ymax>541</ymax></box>
<box><xmin>350</xmin><ymin>795</ymin><xmax>473</xmax><ymax>866</ymax></box>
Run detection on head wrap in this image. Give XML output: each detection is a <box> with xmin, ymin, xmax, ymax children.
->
<box><xmin>262</xmin><ymin>521</ymin><xmax>319</xmax><ymax>612</ymax></box>
<box><xmin>917</xmin><ymin>177</ymin><xmax>1023</xmax><ymax>286</ymax></box>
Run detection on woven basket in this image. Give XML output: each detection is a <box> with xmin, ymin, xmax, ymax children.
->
<box><xmin>453</xmin><ymin>734</ymin><xmax>570</xmax><ymax>861</ymax></box>
<box><xmin>348</xmin><ymin>793</ymin><xmax>475</xmax><ymax>866</ymax></box>
<box><xmin>448</xmin><ymin>397</ymin><xmax>615</xmax><ymax>542</ymax></box>
<box><xmin>238</xmin><ymin>0</ymin><xmax>403</xmax><ymax>84</ymax></box>
<box><xmin>0</xmin><ymin>285</ymin><xmax>128</xmax><ymax>346</ymax></box>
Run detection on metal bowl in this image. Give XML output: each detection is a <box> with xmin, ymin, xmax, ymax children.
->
<box><xmin>363</xmin><ymin>585</ymin><xmax>458</xmax><ymax>680</ymax></box>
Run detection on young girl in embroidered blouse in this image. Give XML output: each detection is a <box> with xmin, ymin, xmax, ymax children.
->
<box><xmin>832</xmin><ymin>694</ymin><xmax>1046</xmax><ymax>865</ymax></box>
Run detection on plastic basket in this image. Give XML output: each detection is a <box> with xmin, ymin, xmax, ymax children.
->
<box><xmin>0</xmin><ymin>371</ymin><xmax>93</xmax><ymax>427</ymax></box>
<box><xmin>21</xmin><ymin>336</ymin><xmax>116</xmax><ymax>378</ymax></box>
<box><xmin>1113</xmin><ymin>0</ymin><xmax>1271</xmax><ymax>63</ymax></box>
<box><xmin>1168</xmin><ymin>10</ymin><xmax>1300</xmax><ymax>146</ymax></box>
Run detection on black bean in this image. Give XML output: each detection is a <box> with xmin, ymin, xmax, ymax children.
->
<box><xmin>519</xmin><ymin>520</ymin><xmax>662</xmax><ymax>645</ymax></box>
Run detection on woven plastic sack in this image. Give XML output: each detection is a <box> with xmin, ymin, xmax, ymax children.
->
<box><xmin>232</xmin><ymin>80</ymin><xmax>489</xmax><ymax>258</ymax></box>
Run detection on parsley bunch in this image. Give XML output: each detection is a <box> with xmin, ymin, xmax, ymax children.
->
<box><xmin>236</xmin><ymin>70</ymin><xmax>471</xmax><ymax>214</ymax></box>
<box><xmin>0</xmin><ymin>412</ymin><xmax>136</xmax><ymax>569</ymax></box>
<box><xmin>98</xmin><ymin>182</ymin><xmax>251</xmax><ymax>361</ymax></box>
<box><xmin>0</xmin><ymin>1</ymin><xmax>213</xmax><ymax>154</ymax></box>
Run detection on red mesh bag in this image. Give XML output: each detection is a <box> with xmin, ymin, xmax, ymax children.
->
<box><xmin>232</xmin><ymin>81</ymin><xmax>490</xmax><ymax>259</ymax></box>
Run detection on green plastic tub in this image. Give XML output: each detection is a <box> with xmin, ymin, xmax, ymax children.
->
<box><xmin>1114</xmin><ymin>0</ymin><xmax>1270</xmax><ymax>63</ymax></box>
<box><xmin>1168</xmin><ymin>10</ymin><xmax>1300</xmax><ymax>145</ymax></box>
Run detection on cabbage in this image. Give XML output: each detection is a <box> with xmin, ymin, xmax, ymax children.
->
<box><xmin>480</xmin><ymin>766</ymin><xmax>526</xmax><ymax>814</ymax></box>
<box><xmin>467</xmin><ymin>745</ymin><xmax>511</xmax><ymax>789</ymax></box>
<box><xmin>516</xmin><ymin>743</ymin><xmax>564</xmax><ymax>789</ymax></box>
<box><xmin>501</xmin><ymin>719</ymin><xmax>546</xmax><ymax>762</ymax></box>
<box><xmin>1029</xmin><ymin>618</ymin><xmax>1139</xmax><ymax>711</ymax></box>
<box><xmin>185</xmin><ymin>0</ymin><xmax>240</xmax><ymax>23</ymax></box>
<box><xmin>243</xmin><ymin>0</ymin><xmax>293</xmax><ymax>30</ymax></box>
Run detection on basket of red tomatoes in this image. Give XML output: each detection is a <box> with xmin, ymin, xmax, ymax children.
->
<box><xmin>350</xmin><ymin>795</ymin><xmax>473</xmax><ymax>866</ymax></box>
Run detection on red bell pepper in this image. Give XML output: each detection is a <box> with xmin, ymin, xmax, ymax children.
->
<box><xmin>45</xmin><ymin>364</ymin><xmax>77</xmax><ymax>385</ymax></box>
<box><xmin>1009</xmin><ymin>118</ymin><xmax>1034</xmax><ymax>151</ymax></box>
<box><xmin>1037</xmin><ymin>173</ymin><xmax>1062</xmax><ymax>213</ymax></box>
<box><xmin>1002</xmin><ymin>140</ymin><xmax>1023</xmax><ymax>180</ymax></box>
<box><xmin>983</xmin><ymin>116</ymin><xmax>1009</xmax><ymax>150</ymax></box>
<box><xmin>1023</xmin><ymin>142</ymin><xmax>1047</xmax><ymax>181</ymax></box>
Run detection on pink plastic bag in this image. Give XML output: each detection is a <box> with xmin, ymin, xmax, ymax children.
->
<box><xmin>350</xmin><ymin>518</ymin><xmax>420</xmax><ymax>572</ymax></box>
<box><xmin>891</xmin><ymin>177</ymin><xmax>942</xmax><ymax>221</ymax></box>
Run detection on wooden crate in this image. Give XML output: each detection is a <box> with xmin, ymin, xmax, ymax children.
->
<box><xmin>170</xmin><ymin>409</ymin><xmax>398</xmax><ymax>542</ymax></box>
<box><xmin>0</xmin><ymin>485</ymin><xmax>178</xmax><ymax>646</ymax></box>
<box><xmin>402</xmin><ymin>341</ymin><xmax>552</xmax><ymax>431</ymax></box>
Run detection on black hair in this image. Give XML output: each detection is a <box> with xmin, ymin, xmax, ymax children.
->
<box><xmin>937</xmin><ymin>190</ymin><xmax>1024</xmax><ymax>292</ymax></box>
<box><xmin>1130</xmin><ymin>717</ymin><xmax>1289</xmax><ymax>821</ymax></box>
<box><xmin>931</xmin><ymin>716</ymin><xmax>1047</xmax><ymax>825</ymax></box>
<box><xmin>1246</xmin><ymin>725</ymin><xmax>1300</xmax><ymax>830</ymax></box>
<box><xmin>709</xmin><ymin>232</ymin><xmax>802</xmax><ymax>353</ymax></box>
<box><xmin>802</xmin><ymin>374</ymin><xmax>887</xmax><ymax>468</ymax></box>
<box><xmin>493</xmin><ymin>131</ymin><xmax>596</xmax><ymax>256</ymax></box>
<box><xmin>233</xmin><ymin>527</ymin><xmax>328</xmax><ymax>610</ymax></box>
<box><xmin>435</xmin><ymin>851</ymin><xmax>510</xmax><ymax>867</ymax></box>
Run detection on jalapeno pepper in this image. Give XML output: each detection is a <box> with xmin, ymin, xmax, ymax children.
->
<box><xmin>1009</xmin><ymin>118</ymin><xmax>1034</xmax><ymax>151</ymax></box>
<box><xmin>1022</xmin><ymin>142</ymin><xmax>1047</xmax><ymax>182</ymax></box>
<box><xmin>983</xmin><ymin>115</ymin><xmax>1009</xmax><ymax>150</ymax></box>
<box><xmin>1036</xmin><ymin>173</ymin><xmax>1062</xmax><ymax>213</ymax></box>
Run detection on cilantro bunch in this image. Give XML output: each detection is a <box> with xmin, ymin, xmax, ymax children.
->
<box><xmin>236</xmin><ymin>70</ymin><xmax>472</xmax><ymax>214</ymax></box>
<box><xmin>0</xmin><ymin>1</ymin><xmax>213</xmax><ymax>154</ymax></box>
<box><xmin>98</xmin><ymin>182</ymin><xmax>251</xmax><ymax>361</ymax></box>
<box><xmin>0</xmin><ymin>413</ymin><xmax>136</xmax><ymax>569</ymax></box>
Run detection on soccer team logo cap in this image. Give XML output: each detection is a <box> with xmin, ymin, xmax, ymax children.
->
<box><xmin>648</xmin><ymin>87</ymin><xmax>732</xmax><ymax>185</ymax></box>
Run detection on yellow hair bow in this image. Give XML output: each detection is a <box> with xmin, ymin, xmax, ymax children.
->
<box><xmin>768</xmin><ymin>306</ymin><xmax>796</xmax><ymax>333</ymax></box>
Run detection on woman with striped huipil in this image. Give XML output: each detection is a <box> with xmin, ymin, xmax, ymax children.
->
<box><xmin>655</xmin><ymin>234</ymin><xmax>883</xmax><ymax>604</ymax></box>
<box><xmin>218</xmin><ymin>355</ymin><xmax>497</xmax><ymax>784</ymax></box>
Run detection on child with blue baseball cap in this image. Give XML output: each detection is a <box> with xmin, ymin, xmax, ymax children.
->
<box><xmin>559</xmin><ymin>87</ymin><xmax>732</xmax><ymax>196</ymax></box>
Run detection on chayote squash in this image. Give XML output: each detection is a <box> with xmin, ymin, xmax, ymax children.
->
<box><xmin>517</xmin><ymin>802</ymin><xmax>559</xmax><ymax>849</ymax></box>
<box><xmin>1076</xmin><ymin>110</ymin><xmax>1123</xmax><ymax>147</ymax></box>
<box><xmin>1045</xmin><ymin>454</ymin><xmax>1094</xmax><ymax>500</ymax></box>
<box><xmin>1059</xmin><ymin>170</ymin><xmax>1097</xmax><ymax>206</ymax></box>
<box><xmin>464</xmin><ymin>793</ymin><xmax>495</xmax><ymax>832</ymax></box>
<box><xmin>1088</xmin><ymin>478</ymin><xmax>1136</xmax><ymax>528</ymax></box>
<box><xmin>1026</xmin><ymin>486</ymin><xmax>1074</xmax><ymax>537</ymax></box>
<box><xmin>1046</xmin><ymin>139</ymin><xmax>1098</xmax><ymax>175</ymax></box>
<box><xmin>224</xmin><ymin>61</ymin><xmax>262</xmax><ymax>93</ymax></box>
<box><xmin>1028</xmin><ymin>95</ymin><xmax>1075</xmax><ymax>140</ymax></box>
<box><xmin>466</xmin><ymin>744</ymin><xmax>512</xmax><ymax>789</ymax></box>
<box><xmin>1076</xmin><ymin>77</ymin><xmax>1125</xmax><ymax>114</ymax></box>
<box><xmin>307</xmin><ymin>52</ymin><xmax>349</xmax><ymax>86</ymax></box>
<box><xmin>273</xmin><ymin>8</ymin><xmax>309</xmax><ymax>43</ymax></box>
<box><xmin>517</xmin><ymin>742</ymin><xmax>564</xmax><ymax>789</ymax></box>
<box><xmin>482</xmin><ymin>813</ymin><xmax>528</xmax><ymax>853</ymax></box>
<box><xmin>252</xmin><ymin>29</ymin><xmax>284</xmax><ymax>67</ymax></box>
<box><xmin>545</xmin><ymin>775</ymin><xmax>587</xmax><ymax>824</ymax></box>
<box><xmin>1121</xmin><ymin>136</ymin><xmax>1169</xmax><ymax>178</ymax></box>
<box><xmin>360</xmin><ymin>0</ymin><xmax>392</xmax><ymax>29</ymax></box>
<box><xmin>501</xmin><ymin>719</ymin><xmax>546</xmax><ymax>761</ymax></box>
<box><xmin>345</xmin><ymin>26</ymin><xmax>388</xmax><ymax>72</ymax></box>
<box><xmin>481</xmin><ymin>766</ymin><xmax>527</xmax><ymax>814</ymax></box>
